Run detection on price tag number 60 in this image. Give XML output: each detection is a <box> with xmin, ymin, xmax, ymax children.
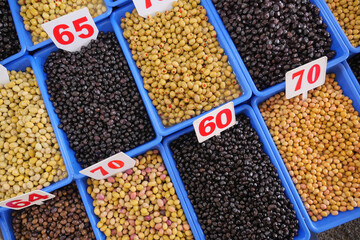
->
<box><xmin>199</xmin><ymin>108</ymin><xmax>233</xmax><ymax>137</ymax></box>
<box><xmin>194</xmin><ymin>102</ymin><xmax>236</xmax><ymax>143</ymax></box>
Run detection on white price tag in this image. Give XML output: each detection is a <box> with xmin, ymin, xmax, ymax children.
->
<box><xmin>42</xmin><ymin>8</ymin><xmax>98</xmax><ymax>52</ymax></box>
<box><xmin>80</xmin><ymin>152</ymin><xmax>136</xmax><ymax>180</ymax></box>
<box><xmin>193</xmin><ymin>102</ymin><xmax>236</xmax><ymax>143</ymax></box>
<box><xmin>286</xmin><ymin>56</ymin><xmax>327</xmax><ymax>101</ymax></box>
<box><xmin>0</xmin><ymin>190</ymin><xmax>55</xmax><ymax>210</ymax></box>
<box><xmin>0</xmin><ymin>64</ymin><xmax>10</xmax><ymax>85</ymax></box>
<box><xmin>133</xmin><ymin>0</ymin><xmax>177</xmax><ymax>18</ymax></box>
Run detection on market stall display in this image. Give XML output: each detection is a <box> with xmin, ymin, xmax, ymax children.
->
<box><xmin>0</xmin><ymin>0</ymin><xmax>359</xmax><ymax>239</ymax></box>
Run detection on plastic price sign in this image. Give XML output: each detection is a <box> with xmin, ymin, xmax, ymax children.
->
<box><xmin>0</xmin><ymin>190</ymin><xmax>55</xmax><ymax>210</ymax></box>
<box><xmin>80</xmin><ymin>152</ymin><xmax>136</xmax><ymax>180</ymax></box>
<box><xmin>286</xmin><ymin>56</ymin><xmax>327</xmax><ymax>101</ymax></box>
<box><xmin>42</xmin><ymin>8</ymin><xmax>98</xmax><ymax>52</ymax></box>
<box><xmin>133</xmin><ymin>0</ymin><xmax>177</xmax><ymax>18</ymax></box>
<box><xmin>0</xmin><ymin>64</ymin><xmax>9</xmax><ymax>85</ymax></box>
<box><xmin>193</xmin><ymin>102</ymin><xmax>236</xmax><ymax>143</ymax></box>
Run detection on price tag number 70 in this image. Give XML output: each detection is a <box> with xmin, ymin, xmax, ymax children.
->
<box><xmin>286</xmin><ymin>56</ymin><xmax>327</xmax><ymax>100</ymax></box>
<box><xmin>80</xmin><ymin>152</ymin><xmax>136</xmax><ymax>180</ymax></box>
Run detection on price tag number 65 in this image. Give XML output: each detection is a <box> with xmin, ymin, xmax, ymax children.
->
<box><xmin>42</xmin><ymin>8</ymin><xmax>98</xmax><ymax>52</ymax></box>
<box><xmin>54</xmin><ymin>17</ymin><xmax>94</xmax><ymax>45</ymax></box>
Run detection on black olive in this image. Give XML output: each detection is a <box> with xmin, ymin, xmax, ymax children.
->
<box><xmin>170</xmin><ymin>114</ymin><xmax>299</xmax><ymax>240</ymax></box>
<box><xmin>44</xmin><ymin>32</ymin><xmax>156</xmax><ymax>168</ymax></box>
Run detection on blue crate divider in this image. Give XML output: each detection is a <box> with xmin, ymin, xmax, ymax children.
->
<box><xmin>251</xmin><ymin>64</ymin><xmax>360</xmax><ymax>233</ymax></box>
<box><xmin>0</xmin><ymin>55</ymin><xmax>73</xmax><ymax>213</ymax></box>
<box><xmin>203</xmin><ymin>0</ymin><xmax>349</xmax><ymax>98</ymax></box>
<box><xmin>162</xmin><ymin>104</ymin><xmax>311</xmax><ymax>240</ymax></box>
<box><xmin>32</xmin><ymin>18</ymin><xmax>161</xmax><ymax>179</ymax></box>
<box><xmin>76</xmin><ymin>144</ymin><xmax>202</xmax><ymax>240</ymax></box>
<box><xmin>315</xmin><ymin>0</ymin><xmax>360</xmax><ymax>56</ymax></box>
<box><xmin>110</xmin><ymin>2</ymin><xmax>252</xmax><ymax>137</ymax></box>
<box><xmin>0</xmin><ymin>180</ymin><xmax>97</xmax><ymax>240</ymax></box>
<box><xmin>343</xmin><ymin>61</ymin><xmax>360</xmax><ymax>99</ymax></box>
<box><xmin>8</xmin><ymin>0</ymin><xmax>112</xmax><ymax>52</ymax></box>
<box><xmin>104</xmin><ymin>0</ymin><xmax>131</xmax><ymax>8</ymax></box>
<box><xmin>0</xmin><ymin>1</ymin><xmax>27</xmax><ymax>65</ymax></box>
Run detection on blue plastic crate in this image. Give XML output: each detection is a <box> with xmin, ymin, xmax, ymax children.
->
<box><xmin>203</xmin><ymin>0</ymin><xmax>349</xmax><ymax>98</ymax></box>
<box><xmin>32</xmin><ymin>18</ymin><xmax>161</xmax><ymax>179</ymax></box>
<box><xmin>315</xmin><ymin>0</ymin><xmax>360</xmax><ymax>56</ymax></box>
<box><xmin>110</xmin><ymin>2</ymin><xmax>252</xmax><ymax>137</ymax></box>
<box><xmin>76</xmin><ymin>144</ymin><xmax>202</xmax><ymax>240</ymax></box>
<box><xmin>0</xmin><ymin>180</ymin><xmax>97</xmax><ymax>240</ymax></box>
<box><xmin>0</xmin><ymin>55</ymin><xmax>73</xmax><ymax>212</ymax></box>
<box><xmin>251</xmin><ymin>64</ymin><xmax>360</xmax><ymax>233</ymax></box>
<box><xmin>0</xmin><ymin>1</ymin><xmax>27</xmax><ymax>66</ymax></box>
<box><xmin>8</xmin><ymin>0</ymin><xmax>112</xmax><ymax>52</ymax></box>
<box><xmin>343</xmin><ymin>61</ymin><xmax>360</xmax><ymax>100</ymax></box>
<box><xmin>162</xmin><ymin>104</ymin><xmax>310</xmax><ymax>240</ymax></box>
<box><xmin>104</xmin><ymin>0</ymin><xmax>131</xmax><ymax>8</ymax></box>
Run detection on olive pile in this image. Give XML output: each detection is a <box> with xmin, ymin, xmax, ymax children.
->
<box><xmin>170</xmin><ymin>115</ymin><xmax>299</xmax><ymax>239</ymax></box>
<box><xmin>260</xmin><ymin>74</ymin><xmax>360</xmax><ymax>221</ymax></box>
<box><xmin>12</xmin><ymin>183</ymin><xmax>95</xmax><ymax>239</ymax></box>
<box><xmin>348</xmin><ymin>54</ymin><xmax>360</xmax><ymax>82</ymax></box>
<box><xmin>0</xmin><ymin>0</ymin><xmax>20</xmax><ymax>61</ymax></box>
<box><xmin>326</xmin><ymin>0</ymin><xmax>360</xmax><ymax>48</ymax></box>
<box><xmin>0</xmin><ymin>67</ymin><xmax>67</xmax><ymax>201</ymax></box>
<box><xmin>211</xmin><ymin>0</ymin><xmax>336</xmax><ymax>90</ymax></box>
<box><xmin>19</xmin><ymin>0</ymin><xmax>107</xmax><ymax>45</ymax></box>
<box><xmin>87</xmin><ymin>150</ymin><xmax>194</xmax><ymax>240</ymax></box>
<box><xmin>45</xmin><ymin>32</ymin><xmax>156</xmax><ymax>168</ymax></box>
<box><xmin>121</xmin><ymin>0</ymin><xmax>242</xmax><ymax>126</ymax></box>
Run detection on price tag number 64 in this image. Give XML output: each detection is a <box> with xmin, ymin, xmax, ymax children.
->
<box><xmin>0</xmin><ymin>190</ymin><xmax>55</xmax><ymax>210</ymax></box>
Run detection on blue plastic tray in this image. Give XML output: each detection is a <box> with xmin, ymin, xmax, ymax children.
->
<box><xmin>110</xmin><ymin>2</ymin><xmax>252</xmax><ymax>137</ymax></box>
<box><xmin>32</xmin><ymin>18</ymin><xmax>161</xmax><ymax>179</ymax></box>
<box><xmin>104</xmin><ymin>0</ymin><xmax>130</xmax><ymax>8</ymax></box>
<box><xmin>0</xmin><ymin>180</ymin><xmax>97</xmax><ymax>240</ymax></box>
<box><xmin>343</xmin><ymin>61</ymin><xmax>360</xmax><ymax>100</ymax></box>
<box><xmin>203</xmin><ymin>0</ymin><xmax>349</xmax><ymax>98</ymax></box>
<box><xmin>315</xmin><ymin>0</ymin><xmax>360</xmax><ymax>56</ymax></box>
<box><xmin>76</xmin><ymin>144</ymin><xmax>202</xmax><ymax>240</ymax></box>
<box><xmin>0</xmin><ymin>0</ymin><xmax>27</xmax><ymax>66</ymax></box>
<box><xmin>0</xmin><ymin>55</ymin><xmax>73</xmax><ymax>213</ymax></box>
<box><xmin>8</xmin><ymin>0</ymin><xmax>112</xmax><ymax>52</ymax></box>
<box><xmin>163</xmin><ymin>104</ymin><xmax>310</xmax><ymax>240</ymax></box>
<box><xmin>251</xmin><ymin>64</ymin><xmax>360</xmax><ymax>233</ymax></box>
